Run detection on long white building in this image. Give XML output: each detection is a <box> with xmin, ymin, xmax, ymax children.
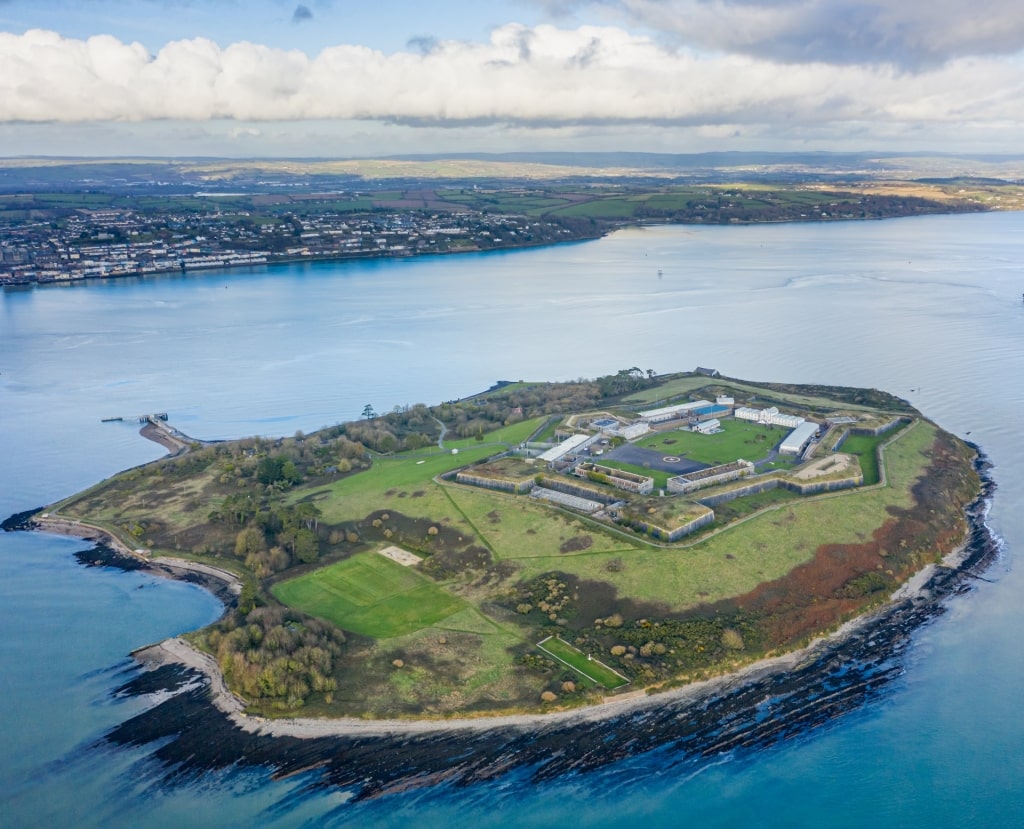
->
<box><xmin>780</xmin><ymin>421</ymin><xmax>820</xmax><ymax>455</ymax></box>
<box><xmin>638</xmin><ymin>400</ymin><xmax>712</xmax><ymax>424</ymax></box>
<box><xmin>735</xmin><ymin>405</ymin><xmax>805</xmax><ymax>429</ymax></box>
<box><xmin>538</xmin><ymin>433</ymin><xmax>598</xmax><ymax>464</ymax></box>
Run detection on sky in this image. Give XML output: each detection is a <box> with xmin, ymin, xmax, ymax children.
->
<box><xmin>1</xmin><ymin>0</ymin><xmax>1024</xmax><ymax>157</ymax></box>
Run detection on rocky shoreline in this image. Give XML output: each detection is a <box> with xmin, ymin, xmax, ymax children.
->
<box><xmin>86</xmin><ymin>452</ymin><xmax>1000</xmax><ymax>799</ymax></box>
<box><xmin>2</xmin><ymin>508</ymin><xmax>242</xmax><ymax>606</ymax></box>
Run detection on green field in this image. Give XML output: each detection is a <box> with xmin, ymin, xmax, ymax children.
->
<box><xmin>839</xmin><ymin>426</ymin><xmax>907</xmax><ymax>485</ymax></box>
<box><xmin>550</xmin><ymin>198</ymin><xmax>640</xmax><ymax>218</ymax></box>
<box><xmin>272</xmin><ymin>552</ymin><xmax>466</xmax><ymax>638</ymax></box>
<box><xmin>538</xmin><ymin>636</ymin><xmax>630</xmax><ymax>689</ymax></box>
<box><xmin>445</xmin><ymin>485</ymin><xmax>642</xmax><ymax>560</ymax></box>
<box><xmin>635</xmin><ymin>420</ymin><xmax>779</xmax><ymax>465</ymax></box>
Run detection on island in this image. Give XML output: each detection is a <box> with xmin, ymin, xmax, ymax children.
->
<box><xmin>14</xmin><ymin>368</ymin><xmax>993</xmax><ymax>740</ymax></box>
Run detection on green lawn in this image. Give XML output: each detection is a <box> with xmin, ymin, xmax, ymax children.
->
<box><xmin>839</xmin><ymin>425</ymin><xmax>908</xmax><ymax>485</ymax></box>
<box><xmin>550</xmin><ymin>198</ymin><xmax>640</xmax><ymax>218</ymax></box>
<box><xmin>272</xmin><ymin>552</ymin><xmax>466</xmax><ymax>639</ymax></box>
<box><xmin>538</xmin><ymin>636</ymin><xmax>629</xmax><ymax>689</ymax></box>
<box><xmin>635</xmin><ymin>420</ymin><xmax>779</xmax><ymax>465</ymax></box>
<box><xmin>292</xmin><ymin>419</ymin><xmax>546</xmax><ymax>525</ymax></box>
<box><xmin>445</xmin><ymin>485</ymin><xmax>642</xmax><ymax>559</ymax></box>
<box><xmin>442</xmin><ymin>416</ymin><xmax>545</xmax><ymax>449</ymax></box>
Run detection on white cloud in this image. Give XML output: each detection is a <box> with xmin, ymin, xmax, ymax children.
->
<box><xmin>1</xmin><ymin>24</ymin><xmax>1023</xmax><ymax>137</ymax></box>
<box><xmin>537</xmin><ymin>1</ymin><xmax>1024</xmax><ymax>68</ymax></box>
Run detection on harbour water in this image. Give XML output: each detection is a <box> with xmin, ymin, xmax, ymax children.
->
<box><xmin>2</xmin><ymin>212</ymin><xmax>1023</xmax><ymax>827</ymax></box>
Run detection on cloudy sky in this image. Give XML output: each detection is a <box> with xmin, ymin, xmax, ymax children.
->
<box><xmin>1</xmin><ymin>0</ymin><xmax>1023</xmax><ymax>157</ymax></box>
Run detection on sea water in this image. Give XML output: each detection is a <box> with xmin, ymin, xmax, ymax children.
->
<box><xmin>2</xmin><ymin>212</ymin><xmax>1023</xmax><ymax>827</ymax></box>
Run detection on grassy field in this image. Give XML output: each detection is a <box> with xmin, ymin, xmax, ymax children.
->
<box><xmin>537</xmin><ymin>636</ymin><xmax>629</xmax><ymax>689</ymax></box>
<box><xmin>635</xmin><ymin>420</ymin><xmax>779</xmax><ymax>465</ymax></box>
<box><xmin>296</xmin><ymin>445</ymin><xmax>503</xmax><ymax>525</ymax></box>
<box><xmin>292</xmin><ymin>418</ymin><xmax>545</xmax><ymax>527</ymax></box>
<box><xmin>839</xmin><ymin>426</ymin><xmax>908</xmax><ymax>485</ymax></box>
<box><xmin>272</xmin><ymin>552</ymin><xmax>466</xmax><ymax>638</ymax></box>
<box><xmin>445</xmin><ymin>485</ymin><xmax>642</xmax><ymax>559</ymax></box>
<box><xmin>550</xmin><ymin>198</ymin><xmax>642</xmax><ymax>218</ymax></box>
<box><xmin>510</xmin><ymin>421</ymin><xmax>937</xmax><ymax>609</ymax></box>
<box><xmin>622</xmin><ymin>375</ymin><xmax>897</xmax><ymax>412</ymax></box>
<box><xmin>276</xmin><ymin>418</ymin><xmax>936</xmax><ymax>649</ymax></box>
<box><xmin>442</xmin><ymin>417</ymin><xmax>544</xmax><ymax>450</ymax></box>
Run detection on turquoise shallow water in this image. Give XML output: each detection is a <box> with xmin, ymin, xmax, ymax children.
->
<box><xmin>2</xmin><ymin>212</ymin><xmax>1023</xmax><ymax>827</ymax></box>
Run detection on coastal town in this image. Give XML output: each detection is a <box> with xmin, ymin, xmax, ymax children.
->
<box><xmin>0</xmin><ymin>202</ymin><xmax>593</xmax><ymax>285</ymax></box>
<box><xmin>1</xmin><ymin>154</ymin><xmax>1009</xmax><ymax>287</ymax></box>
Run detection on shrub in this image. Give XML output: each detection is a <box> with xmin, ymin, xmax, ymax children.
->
<box><xmin>722</xmin><ymin>628</ymin><xmax>745</xmax><ymax>650</ymax></box>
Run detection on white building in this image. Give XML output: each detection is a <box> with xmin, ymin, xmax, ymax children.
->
<box><xmin>538</xmin><ymin>433</ymin><xmax>598</xmax><ymax>464</ymax></box>
<box><xmin>694</xmin><ymin>418</ymin><xmax>721</xmax><ymax>434</ymax></box>
<box><xmin>638</xmin><ymin>400</ymin><xmax>712</xmax><ymax>424</ymax></box>
<box><xmin>618</xmin><ymin>421</ymin><xmax>651</xmax><ymax>440</ymax></box>
<box><xmin>780</xmin><ymin>421</ymin><xmax>820</xmax><ymax>455</ymax></box>
<box><xmin>716</xmin><ymin>395</ymin><xmax>735</xmax><ymax>407</ymax></box>
<box><xmin>735</xmin><ymin>405</ymin><xmax>804</xmax><ymax>429</ymax></box>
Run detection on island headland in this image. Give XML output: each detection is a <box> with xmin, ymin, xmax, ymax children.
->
<box><xmin>4</xmin><ymin>369</ymin><xmax>997</xmax><ymax>790</ymax></box>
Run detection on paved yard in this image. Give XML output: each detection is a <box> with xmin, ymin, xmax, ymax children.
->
<box><xmin>601</xmin><ymin>444</ymin><xmax>710</xmax><ymax>475</ymax></box>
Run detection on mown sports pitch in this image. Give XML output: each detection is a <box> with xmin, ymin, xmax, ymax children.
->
<box><xmin>537</xmin><ymin>636</ymin><xmax>630</xmax><ymax>689</ymax></box>
<box><xmin>271</xmin><ymin>551</ymin><xmax>466</xmax><ymax>639</ymax></box>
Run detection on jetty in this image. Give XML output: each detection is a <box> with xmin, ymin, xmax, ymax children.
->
<box><xmin>101</xmin><ymin>412</ymin><xmax>168</xmax><ymax>424</ymax></box>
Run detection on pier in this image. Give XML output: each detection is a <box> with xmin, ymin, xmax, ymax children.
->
<box><xmin>101</xmin><ymin>412</ymin><xmax>168</xmax><ymax>424</ymax></box>
<box><xmin>101</xmin><ymin>412</ymin><xmax>194</xmax><ymax>456</ymax></box>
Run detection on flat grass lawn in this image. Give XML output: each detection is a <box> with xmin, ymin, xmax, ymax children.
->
<box><xmin>445</xmin><ymin>486</ymin><xmax>642</xmax><ymax>559</ymax></box>
<box><xmin>839</xmin><ymin>424</ymin><xmax>909</xmax><ymax>485</ymax></box>
<box><xmin>272</xmin><ymin>552</ymin><xmax>466</xmax><ymax>639</ymax></box>
<box><xmin>636</xmin><ymin>420</ymin><xmax>778</xmax><ymax>465</ymax></box>
<box><xmin>538</xmin><ymin>636</ymin><xmax>629</xmax><ymax>689</ymax></box>
<box><xmin>294</xmin><ymin>419</ymin><xmax>546</xmax><ymax>527</ymax></box>
<box><xmin>294</xmin><ymin>447</ymin><xmax>502</xmax><ymax>525</ymax></box>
